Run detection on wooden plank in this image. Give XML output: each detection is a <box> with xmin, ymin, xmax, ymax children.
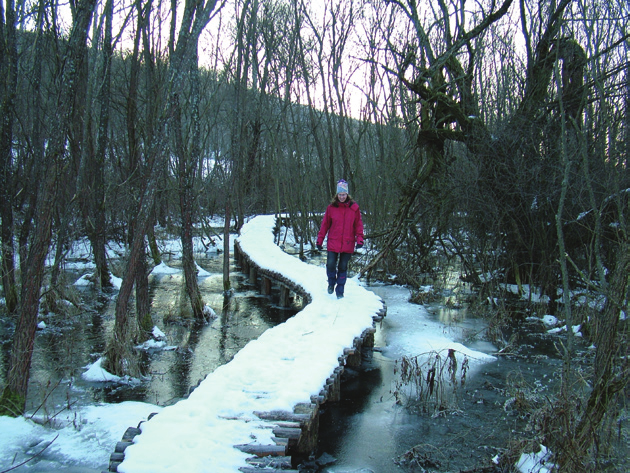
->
<box><xmin>310</xmin><ymin>394</ymin><xmax>325</xmax><ymax>405</ymax></box>
<box><xmin>108</xmin><ymin>461</ymin><xmax>122</xmax><ymax>472</ymax></box>
<box><xmin>272</xmin><ymin>421</ymin><xmax>302</xmax><ymax>429</ymax></box>
<box><xmin>245</xmin><ymin>456</ymin><xmax>292</xmax><ymax>467</ymax></box>
<box><xmin>254</xmin><ymin>410</ymin><xmax>311</xmax><ymax>425</ymax></box>
<box><xmin>114</xmin><ymin>441</ymin><xmax>132</xmax><ymax>453</ymax></box>
<box><xmin>232</xmin><ymin>220</ymin><xmax>384</xmax><ymax>466</ymax></box>
<box><xmin>234</xmin><ymin>444</ymin><xmax>287</xmax><ymax>457</ymax></box>
<box><xmin>272</xmin><ymin>427</ymin><xmax>302</xmax><ymax>439</ymax></box>
<box><xmin>122</xmin><ymin>426</ymin><xmax>141</xmax><ymax>440</ymax></box>
<box><xmin>239</xmin><ymin>468</ymin><xmax>298</xmax><ymax>473</ymax></box>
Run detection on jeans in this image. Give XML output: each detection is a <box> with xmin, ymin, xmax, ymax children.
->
<box><xmin>326</xmin><ymin>251</ymin><xmax>352</xmax><ymax>296</ymax></box>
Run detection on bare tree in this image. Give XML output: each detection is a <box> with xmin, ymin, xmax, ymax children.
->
<box><xmin>170</xmin><ymin>0</ymin><xmax>226</xmax><ymax>319</ymax></box>
<box><xmin>1</xmin><ymin>0</ymin><xmax>98</xmax><ymax>415</ymax></box>
<box><xmin>302</xmin><ymin>1</ymin><xmax>344</xmax><ymax>195</ymax></box>
<box><xmin>105</xmin><ymin>0</ymin><xmax>226</xmax><ymax>375</ymax></box>
<box><xmin>130</xmin><ymin>0</ymin><xmax>157</xmax><ymax>336</ymax></box>
<box><xmin>76</xmin><ymin>0</ymin><xmax>115</xmax><ymax>291</ymax></box>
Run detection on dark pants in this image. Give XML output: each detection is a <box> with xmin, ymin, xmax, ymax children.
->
<box><xmin>326</xmin><ymin>251</ymin><xmax>352</xmax><ymax>296</ymax></box>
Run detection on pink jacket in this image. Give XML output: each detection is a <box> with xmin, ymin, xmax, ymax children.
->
<box><xmin>317</xmin><ymin>201</ymin><xmax>364</xmax><ymax>253</ymax></box>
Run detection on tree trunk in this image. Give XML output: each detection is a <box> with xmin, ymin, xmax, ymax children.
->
<box><xmin>168</xmin><ymin>0</ymin><xmax>224</xmax><ymax>320</ymax></box>
<box><xmin>173</xmin><ymin>60</ymin><xmax>204</xmax><ymax>320</ymax></box>
<box><xmin>147</xmin><ymin>223</ymin><xmax>162</xmax><ymax>265</ymax></box>
<box><xmin>90</xmin><ymin>0</ymin><xmax>114</xmax><ymax>289</ymax></box>
<box><xmin>180</xmin><ymin>150</ymin><xmax>204</xmax><ymax>319</ymax></box>
<box><xmin>1</xmin><ymin>166</ymin><xmax>57</xmax><ymax>415</ymax></box>
<box><xmin>105</xmin><ymin>183</ymin><xmax>158</xmax><ymax>375</ymax></box>
<box><xmin>0</xmin><ymin>0</ymin><xmax>19</xmax><ymax>314</ymax></box>
<box><xmin>17</xmin><ymin>0</ymin><xmax>46</xmax><ymax>292</ymax></box>
<box><xmin>560</xmin><ymin>239</ymin><xmax>630</xmax><ymax>470</ymax></box>
<box><xmin>46</xmin><ymin>211</ymin><xmax>73</xmax><ymax>313</ymax></box>
<box><xmin>135</xmin><ymin>247</ymin><xmax>152</xmax><ymax>337</ymax></box>
<box><xmin>223</xmin><ymin>200</ymin><xmax>231</xmax><ymax>293</ymax></box>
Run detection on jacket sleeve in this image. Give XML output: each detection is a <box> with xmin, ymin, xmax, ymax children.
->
<box><xmin>317</xmin><ymin>206</ymin><xmax>332</xmax><ymax>246</ymax></box>
<box><xmin>355</xmin><ymin>204</ymin><xmax>364</xmax><ymax>246</ymax></box>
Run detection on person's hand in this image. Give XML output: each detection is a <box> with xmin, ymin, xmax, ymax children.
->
<box><xmin>356</xmin><ymin>243</ymin><xmax>363</xmax><ymax>249</ymax></box>
<box><xmin>316</xmin><ymin>244</ymin><xmax>323</xmax><ymax>251</ymax></box>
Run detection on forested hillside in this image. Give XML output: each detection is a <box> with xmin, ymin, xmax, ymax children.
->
<box><xmin>1</xmin><ymin>1</ymin><xmax>628</xmax><ymax>470</ymax></box>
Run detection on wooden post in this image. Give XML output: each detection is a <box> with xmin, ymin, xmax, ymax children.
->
<box><xmin>346</xmin><ymin>338</ymin><xmax>362</xmax><ymax>368</ymax></box>
<box><xmin>262</xmin><ymin>276</ymin><xmax>272</xmax><ymax>295</ymax></box>
<box><xmin>292</xmin><ymin>403</ymin><xmax>319</xmax><ymax>467</ymax></box>
<box><xmin>249</xmin><ymin>265</ymin><xmax>257</xmax><ymax>285</ymax></box>
<box><xmin>279</xmin><ymin>286</ymin><xmax>290</xmax><ymax>307</ymax></box>
<box><xmin>362</xmin><ymin>328</ymin><xmax>376</xmax><ymax>348</ymax></box>
<box><xmin>329</xmin><ymin>366</ymin><xmax>343</xmax><ymax>402</ymax></box>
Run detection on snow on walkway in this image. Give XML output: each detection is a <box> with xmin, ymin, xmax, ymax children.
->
<box><xmin>119</xmin><ymin>215</ymin><xmax>385</xmax><ymax>473</ymax></box>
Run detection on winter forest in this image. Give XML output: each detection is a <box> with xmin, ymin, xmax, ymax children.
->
<box><xmin>0</xmin><ymin>0</ymin><xmax>629</xmax><ymax>471</ymax></box>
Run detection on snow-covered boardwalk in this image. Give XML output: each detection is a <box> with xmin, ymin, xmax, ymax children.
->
<box><xmin>115</xmin><ymin>215</ymin><xmax>386</xmax><ymax>473</ymax></box>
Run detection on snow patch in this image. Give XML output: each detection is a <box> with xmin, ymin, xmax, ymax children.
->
<box><xmin>541</xmin><ymin>315</ymin><xmax>559</xmax><ymax>327</ymax></box>
<box><xmin>81</xmin><ymin>357</ymin><xmax>140</xmax><ymax>385</ymax></box>
<box><xmin>151</xmin><ymin>262</ymin><xmax>180</xmax><ymax>275</ymax></box>
<box><xmin>515</xmin><ymin>445</ymin><xmax>557</xmax><ymax>473</ymax></box>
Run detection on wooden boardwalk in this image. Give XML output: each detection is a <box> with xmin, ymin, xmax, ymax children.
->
<box><xmin>104</xmin><ymin>215</ymin><xmax>386</xmax><ymax>473</ymax></box>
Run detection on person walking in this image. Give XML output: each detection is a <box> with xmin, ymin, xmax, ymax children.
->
<box><xmin>316</xmin><ymin>179</ymin><xmax>364</xmax><ymax>299</ymax></box>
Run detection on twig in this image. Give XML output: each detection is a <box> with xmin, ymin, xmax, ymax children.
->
<box><xmin>47</xmin><ymin>399</ymin><xmax>79</xmax><ymax>423</ymax></box>
<box><xmin>28</xmin><ymin>378</ymin><xmax>64</xmax><ymax>419</ymax></box>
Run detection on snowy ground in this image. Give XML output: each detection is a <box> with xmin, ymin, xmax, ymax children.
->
<box><xmin>0</xmin><ymin>215</ymin><xmax>551</xmax><ymax>473</ymax></box>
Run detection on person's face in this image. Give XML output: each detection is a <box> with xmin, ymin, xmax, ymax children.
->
<box><xmin>337</xmin><ymin>192</ymin><xmax>348</xmax><ymax>202</ymax></box>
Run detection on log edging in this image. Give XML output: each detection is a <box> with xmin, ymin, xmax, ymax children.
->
<box><xmin>234</xmin><ymin>240</ymin><xmax>314</xmax><ymax>308</ymax></box>
<box><xmin>103</xmin><ymin>415</ymin><xmax>156</xmax><ymax>473</ymax></box>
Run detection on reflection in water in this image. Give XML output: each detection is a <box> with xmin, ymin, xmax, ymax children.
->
<box><xmin>0</xmin><ymin>252</ymin><xmax>298</xmax><ymax>413</ymax></box>
<box><xmin>219</xmin><ymin>295</ymin><xmax>233</xmax><ymax>367</ymax></box>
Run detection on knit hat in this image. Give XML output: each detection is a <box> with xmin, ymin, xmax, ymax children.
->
<box><xmin>337</xmin><ymin>179</ymin><xmax>349</xmax><ymax>194</ymax></box>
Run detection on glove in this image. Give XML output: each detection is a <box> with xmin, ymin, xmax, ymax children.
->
<box><xmin>316</xmin><ymin>244</ymin><xmax>323</xmax><ymax>251</ymax></box>
<box><xmin>356</xmin><ymin>243</ymin><xmax>363</xmax><ymax>249</ymax></box>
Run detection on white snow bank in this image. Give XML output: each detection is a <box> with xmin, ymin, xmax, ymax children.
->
<box><xmin>73</xmin><ymin>273</ymin><xmax>93</xmax><ymax>286</ymax></box>
<box><xmin>82</xmin><ymin>357</ymin><xmax>141</xmax><ymax>385</ymax></box>
<box><xmin>0</xmin><ymin>402</ymin><xmax>161</xmax><ymax>470</ymax></box>
<box><xmin>135</xmin><ymin>326</ymin><xmax>177</xmax><ymax>351</ymax></box>
<box><xmin>195</xmin><ymin>262</ymin><xmax>211</xmax><ymax>277</ymax></box>
<box><xmin>373</xmin><ymin>284</ymin><xmax>495</xmax><ymax>366</ymax></box>
<box><xmin>82</xmin><ymin>357</ymin><xmax>122</xmax><ymax>383</ymax></box>
<box><xmin>150</xmin><ymin>262</ymin><xmax>180</xmax><ymax>275</ymax></box>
